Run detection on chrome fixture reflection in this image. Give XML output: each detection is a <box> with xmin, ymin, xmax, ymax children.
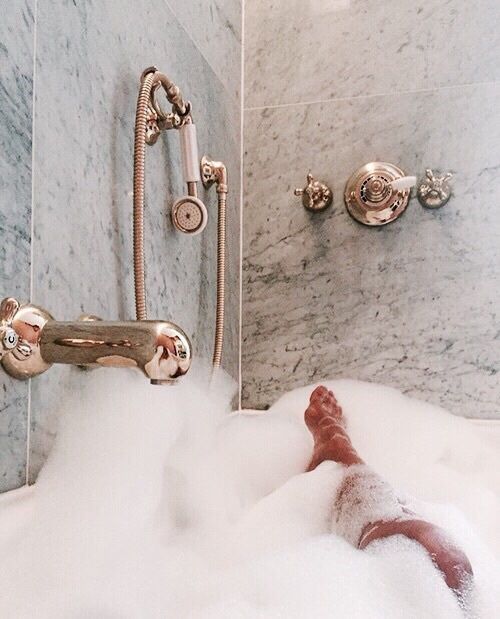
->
<box><xmin>294</xmin><ymin>173</ymin><xmax>333</xmax><ymax>212</ymax></box>
<box><xmin>417</xmin><ymin>169</ymin><xmax>453</xmax><ymax>209</ymax></box>
<box><xmin>0</xmin><ymin>298</ymin><xmax>191</xmax><ymax>383</ymax></box>
<box><xmin>344</xmin><ymin>162</ymin><xmax>417</xmax><ymax>226</ymax></box>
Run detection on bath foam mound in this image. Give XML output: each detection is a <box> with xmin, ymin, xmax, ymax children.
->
<box><xmin>0</xmin><ymin>366</ymin><xmax>498</xmax><ymax>618</ymax></box>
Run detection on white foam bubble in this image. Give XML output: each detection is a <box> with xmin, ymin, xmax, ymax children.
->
<box><xmin>0</xmin><ymin>369</ymin><xmax>498</xmax><ymax>617</ymax></box>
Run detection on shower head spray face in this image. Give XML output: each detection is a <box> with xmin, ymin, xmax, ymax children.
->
<box><xmin>171</xmin><ymin>195</ymin><xmax>208</xmax><ymax>234</ymax></box>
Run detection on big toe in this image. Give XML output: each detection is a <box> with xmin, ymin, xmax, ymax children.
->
<box><xmin>310</xmin><ymin>385</ymin><xmax>329</xmax><ymax>403</ymax></box>
<box><xmin>310</xmin><ymin>386</ymin><xmax>338</xmax><ymax>408</ymax></box>
<box><xmin>306</xmin><ymin>386</ymin><xmax>339</xmax><ymax>430</ymax></box>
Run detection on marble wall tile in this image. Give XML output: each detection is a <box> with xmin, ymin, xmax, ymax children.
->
<box><xmin>245</xmin><ymin>0</ymin><xmax>500</xmax><ymax>108</ymax></box>
<box><xmin>242</xmin><ymin>82</ymin><xmax>500</xmax><ymax>418</ymax></box>
<box><xmin>0</xmin><ymin>1</ymin><xmax>34</xmax><ymax>492</ymax></box>
<box><xmin>166</xmin><ymin>0</ymin><xmax>241</xmax><ymax>102</ymax></box>
<box><xmin>28</xmin><ymin>0</ymin><xmax>241</xmax><ymax>481</ymax></box>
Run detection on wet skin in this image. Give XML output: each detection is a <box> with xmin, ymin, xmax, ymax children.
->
<box><xmin>304</xmin><ymin>386</ymin><xmax>473</xmax><ymax>597</ymax></box>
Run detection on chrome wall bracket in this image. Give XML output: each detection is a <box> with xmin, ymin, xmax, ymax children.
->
<box><xmin>141</xmin><ymin>66</ymin><xmax>192</xmax><ymax>146</ymax></box>
<box><xmin>0</xmin><ymin>298</ymin><xmax>191</xmax><ymax>384</ymax></box>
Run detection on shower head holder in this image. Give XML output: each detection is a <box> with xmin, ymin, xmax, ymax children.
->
<box><xmin>141</xmin><ymin>66</ymin><xmax>192</xmax><ymax>145</ymax></box>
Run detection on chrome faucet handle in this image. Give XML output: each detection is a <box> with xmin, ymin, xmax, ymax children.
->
<box><xmin>0</xmin><ymin>298</ymin><xmax>20</xmax><ymax>359</ymax></box>
<box><xmin>0</xmin><ymin>298</ymin><xmax>53</xmax><ymax>378</ymax></box>
<box><xmin>417</xmin><ymin>169</ymin><xmax>453</xmax><ymax>209</ymax></box>
<box><xmin>389</xmin><ymin>175</ymin><xmax>417</xmax><ymax>192</ymax></box>
<box><xmin>294</xmin><ymin>172</ymin><xmax>333</xmax><ymax>212</ymax></box>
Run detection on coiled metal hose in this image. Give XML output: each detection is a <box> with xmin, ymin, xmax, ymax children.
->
<box><xmin>132</xmin><ymin>71</ymin><xmax>155</xmax><ymax>321</ymax></box>
<box><xmin>212</xmin><ymin>189</ymin><xmax>226</xmax><ymax>369</ymax></box>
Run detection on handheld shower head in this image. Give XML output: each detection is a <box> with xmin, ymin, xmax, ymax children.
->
<box><xmin>171</xmin><ymin>121</ymin><xmax>208</xmax><ymax>234</ymax></box>
<box><xmin>171</xmin><ymin>195</ymin><xmax>208</xmax><ymax>234</ymax></box>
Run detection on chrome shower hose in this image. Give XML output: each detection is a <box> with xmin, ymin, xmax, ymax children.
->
<box><xmin>212</xmin><ymin>189</ymin><xmax>226</xmax><ymax>369</ymax></box>
<box><xmin>132</xmin><ymin>71</ymin><xmax>155</xmax><ymax>321</ymax></box>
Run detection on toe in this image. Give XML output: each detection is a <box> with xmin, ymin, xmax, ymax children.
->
<box><xmin>310</xmin><ymin>385</ymin><xmax>328</xmax><ymax>403</ymax></box>
<box><xmin>305</xmin><ymin>402</ymin><xmax>321</xmax><ymax>430</ymax></box>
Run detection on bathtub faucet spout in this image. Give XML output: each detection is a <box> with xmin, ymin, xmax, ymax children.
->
<box><xmin>0</xmin><ymin>298</ymin><xmax>191</xmax><ymax>384</ymax></box>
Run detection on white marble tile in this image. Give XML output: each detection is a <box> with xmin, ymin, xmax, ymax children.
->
<box><xmin>28</xmin><ymin>0</ymin><xmax>241</xmax><ymax>481</ymax></box>
<box><xmin>0</xmin><ymin>0</ymin><xmax>34</xmax><ymax>491</ymax></box>
<box><xmin>242</xmin><ymin>82</ymin><xmax>500</xmax><ymax>418</ymax></box>
<box><xmin>245</xmin><ymin>0</ymin><xmax>500</xmax><ymax>108</ymax></box>
<box><xmin>166</xmin><ymin>0</ymin><xmax>241</xmax><ymax>103</ymax></box>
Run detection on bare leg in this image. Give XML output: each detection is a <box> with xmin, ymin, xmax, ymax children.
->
<box><xmin>305</xmin><ymin>386</ymin><xmax>473</xmax><ymax>598</ymax></box>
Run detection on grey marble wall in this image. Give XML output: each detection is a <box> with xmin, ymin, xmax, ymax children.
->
<box><xmin>242</xmin><ymin>0</ymin><xmax>500</xmax><ymax>418</ymax></box>
<box><xmin>0</xmin><ymin>1</ymin><xmax>34</xmax><ymax>491</ymax></box>
<box><xmin>0</xmin><ymin>0</ymin><xmax>241</xmax><ymax>492</ymax></box>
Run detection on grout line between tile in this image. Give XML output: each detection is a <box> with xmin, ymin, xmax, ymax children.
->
<box><xmin>164</xmin><ymin>0</ymin><xmax>240</xmax><ymax>107</ymax></box>
<box><xmin>244</xmin><ymin>79</ymin><xmax>500</xmax><ymax>113</ymax></box>
<box><xmin>26</xmin><ymin>0</ymin><xmax>39</xmax><ymax>486</ymax></box>
<box><xmin>238</xmin><ymin>0</ymin><xmax>245</xmax><ymax>411</ymax></box>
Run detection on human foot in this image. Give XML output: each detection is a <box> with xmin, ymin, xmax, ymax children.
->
<box><xmin>305</xmin><ymin>385</ymin><xmax>363</xmax><ymax>470</ymax></box>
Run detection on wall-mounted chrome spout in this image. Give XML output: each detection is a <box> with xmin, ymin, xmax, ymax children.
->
<box><xmin>0</xmin><ymin>298</ymin><xmax>190</xmax><ymax>384</ymax></box>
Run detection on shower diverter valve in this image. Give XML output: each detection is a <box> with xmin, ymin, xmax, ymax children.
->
<box><xmin>344</xmin><ymin>162</ymin><xmax>417</xmax><ymax>226</ymax></box>
<box><xmin>171</xmin><ymin>195</ymin><xmax>208</xmax><ymax>234</ymax></box>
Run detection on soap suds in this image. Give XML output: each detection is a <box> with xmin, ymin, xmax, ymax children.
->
<box><xmin>0</xmin><ymin>368</ymin><xmax>498</xmax><ymax>618</ymax></box>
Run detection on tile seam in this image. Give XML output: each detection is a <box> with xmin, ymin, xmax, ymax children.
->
<box><xmin>238</xmin><ymin>0</ymin><xmax>245</xmax><ymax>410</ymax></box>
<box><xmin>243</xmin><ymin>79</ymin><xmax>500</xmax><ymax>112</ymax></box>
<box><xmin>26</xmin><ymin>0</ymin><xmax>39</xmax><ymax>486</ymax></box>
<box><xmin>164</xmin><ymin>0</ymin><xmax>240</xmax><ymax>107</ymax></box>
